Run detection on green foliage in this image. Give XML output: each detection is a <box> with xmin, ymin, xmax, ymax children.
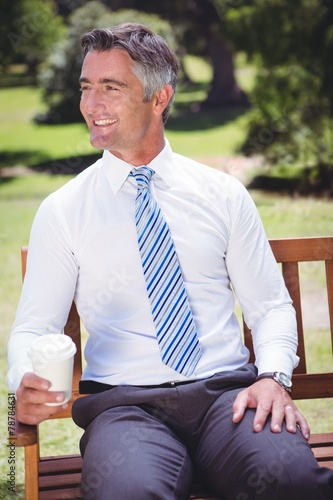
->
<box><xmin>37</xmin><ymin>1</ymin><xmax>177</xmax><ymax>123</ymax></box>
<box><xmin>0</xmin><ymin>0</ymin><xmax>22</xmax><ymax>69</ymax></box>
<box><xmin>225</xmin><ymin>0</ymin><xmax>333</xmax><ymax>193</ymax></box>
<box><xmin>245</xmin><ymin>67</ymin><xmax>333</xmax><ymax>165</ymax></box>
<box><xmin>2</xmin><ymin>0</ymin><xmax>64</xmax><ymax>74</ymax></box>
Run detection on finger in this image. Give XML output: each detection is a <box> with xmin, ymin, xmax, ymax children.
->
<box><xmin>19</xmin><ymin>400</ymin><xmax>67</xmax><ymax>418</ymax></box>
<box><xmin>232</xmin><ymin>390</ymin><xmax>249</xmax><ymax>423</ymax></box>
<box><xmin>20</xmin><ymin>372</ymin><xmax>51</xmax><ymax>391</ymax></box>
<box><xmin>16</xmin><ymin>374</ymin><xmax>68</xmax><ymax>425</ymax></box>
<box><xmin>21</xmin><ymin>386</ymin><xmax>66</xmax><ymax>405</ymax></box>
<box><xmin>284</xmin><ymin>404</ymin><xmax>297</xmax><ymax>434</ymax></box>
<box><xmin>295</xmin><ymin>410</ymin><xmax>311</xmax><ymax>441</ymax></box>
<box><xmin>253</xmin><ymin>401</ymin><xmax>273</xmax><ymax>432</ymax></box>
<box><xmin>17</xmin><ymin>401</ymin><xmax>69</xmax><ymax>425</ymax></box>
<box><xmin>19</xmin><ymin>373</ymin><xmax>66</xmax><ymax>405</ymax></box>
<box><xmin>268</xmin><ymin>400</ymin><xmax>286</xmax><ymax>433</ymax></box>
<box><xmin>16</xmin><ymin>387</ymin><xmax>68</xmax><ymax>425</ymax></box>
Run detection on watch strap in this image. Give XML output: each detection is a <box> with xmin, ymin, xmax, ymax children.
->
<box><xmin>256</xmin><ymin>372</ymin><xmax>292</xmax><ymax>393</ymax></box>
<box><xmin>256</xmin><ymin>372</ymin><xmax>276</xmax><ymax>381</ymax></box>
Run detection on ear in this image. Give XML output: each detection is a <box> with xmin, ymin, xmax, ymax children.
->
<box><xmin>153</xmin><ymin>84</ymin><xmax>173</xmax><ymax>117</ymax></box>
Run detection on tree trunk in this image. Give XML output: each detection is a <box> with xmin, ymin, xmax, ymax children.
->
<box><xmin>203</xmin><ymin>34</ymin><xmax>249</xmax><ymax>108</ymax></box>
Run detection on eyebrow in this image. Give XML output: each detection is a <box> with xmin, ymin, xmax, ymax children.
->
<box><xmin>79</xmin><ymin>77</ymin><xmax>128</xmax><ymax>88</ymax></box>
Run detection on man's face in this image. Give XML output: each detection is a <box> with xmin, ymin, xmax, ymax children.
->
<box><xmin>79</xmin><ymin>49</ymin><xmax>158</xmax><ymax>161</ymax></box>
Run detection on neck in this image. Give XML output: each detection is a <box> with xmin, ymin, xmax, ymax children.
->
<box><xmin>109</xmin><ymin>131</ymin><xmax>165</xmax><ymax>167</ymax></box>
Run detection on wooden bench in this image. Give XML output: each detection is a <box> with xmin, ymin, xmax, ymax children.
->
<box><xmin>13</xmin><ymin>236</ymin><xmax>333</xmax><ymax>499</ymax></box>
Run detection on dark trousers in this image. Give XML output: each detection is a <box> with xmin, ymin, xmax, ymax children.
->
<box><xmin>72</xmin><ymin>364</ymin><xmax>333</xmax><ymax>499</ymax></box>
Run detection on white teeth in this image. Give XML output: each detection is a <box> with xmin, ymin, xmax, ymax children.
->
<box><xmin>94</xmin><ymin>119</ymin><xmax>116</xmax><ymax>126</ymax></box>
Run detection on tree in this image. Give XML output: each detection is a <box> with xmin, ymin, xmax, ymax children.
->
<box><xmin>102</xmin><ymin>0</ymin><xmax>250</xmax><ymax>108</ymax></box>
<box><xmin>37</xmin><ymin>2</ymin><xmax>177</xmax><ymax>123</ymax></box>
<box><xmin>224</xmin><ymin>0</ymin><xmax>333</xmax><ymax>194</ymax></box>
<box><xmin>2</xmin><ymin>0</ymin><xmax>64</xmax><ymax>76</ymax></box>
<box><xmin>38</xmin><ymin>0</ymin><xmax>250</xmax><ymax>122</ymax></box>
<box><xmin>172</xmin><ymin>0</ymin><xmax>249</xmax><ymax>107</ymax></box>
<box><xmin>0</xmin><ymin>0</ymin><xmax>23</xmax><ymax>70</ymax></box>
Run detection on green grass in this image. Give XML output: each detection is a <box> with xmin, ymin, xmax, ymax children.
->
<box><xmin>253</xmin><ymin>192</ymin><xmax>333</xmax><ymax>239</ymax></box>
<box><xmin>1</xmin><ymin>57</ymin><xmax>333</xmax><ymax>496</ymax></box>
<box><xmin>0</xmin><ymin>86</ymin><xmax>95</xmax><ymax>170</ymax></box>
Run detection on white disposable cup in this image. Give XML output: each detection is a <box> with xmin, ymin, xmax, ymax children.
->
<box><xmin>29</xmin><ymin>334</ymin><xmax>77</xmax><ymax>406</ymax></box>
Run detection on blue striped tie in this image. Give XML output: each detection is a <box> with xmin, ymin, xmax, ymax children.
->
<box><xmin>132</xmin><ymin>166</ymin><xmax>202</xmax><ymax>376</ymax></box>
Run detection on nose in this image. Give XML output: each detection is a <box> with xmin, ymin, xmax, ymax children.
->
<box><xmin>81</xmin><ymin>88</ymin><xmax>105</xmax><ymax>115</ymax></box>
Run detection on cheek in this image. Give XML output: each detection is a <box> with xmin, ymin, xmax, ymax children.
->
<box><xmin>79</xmin><ymin>102</ymin><xmax>91</xmax><ymax>126</ymax></box>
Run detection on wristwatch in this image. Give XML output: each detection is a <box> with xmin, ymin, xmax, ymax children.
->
<box><xmin>256</xmin><ymin>371</ymin><xmax>292</xmax><ymax>394</ymax></box>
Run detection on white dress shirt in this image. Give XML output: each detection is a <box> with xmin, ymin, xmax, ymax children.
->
<box><xmin>7</xmin><ymin>139</ymin><xmax>299</xmax><ymax>392</ymax></box>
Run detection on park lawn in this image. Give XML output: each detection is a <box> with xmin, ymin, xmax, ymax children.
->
<box><xmin>0</xmin><ymin>85</ymin><xmax>96</xmax><ymax>169</ymax></box>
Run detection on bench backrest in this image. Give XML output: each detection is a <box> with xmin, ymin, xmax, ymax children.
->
<box><xmin>21</xmin><ymin>236</ymin><xmax>333</xmax><ymax>411</ymax></box>
<box><xmin>243</xmin><ymin>237</ymin><xmax>333</xmax><ymax>399</ymax></box>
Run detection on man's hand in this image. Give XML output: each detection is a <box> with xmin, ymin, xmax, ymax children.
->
<box><xmin>16</xmin><ymin>372</ymin><xmax>68</xmax><ymax>425</ymax></box>
<box><xmin>232</xmin><ymin>378</ymin><xmax>310</xmax><ymax>440</ymax></box>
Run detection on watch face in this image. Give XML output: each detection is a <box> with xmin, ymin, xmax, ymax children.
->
<box><xmin>278</xmin><ymin>372</ymin><xmax>292</xmax><ymax>388</ymax></box>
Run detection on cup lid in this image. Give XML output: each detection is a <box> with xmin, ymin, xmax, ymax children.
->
<box><xmin>29</xmin><ymin>334</ymin><xmax>77</xmax><ymax>363</ymax></box>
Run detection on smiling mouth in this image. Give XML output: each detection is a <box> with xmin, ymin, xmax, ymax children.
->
<box><xmin>94</xmin><ymin>119</ymin><xmax>117</xmax><ymax>126</ymax></box>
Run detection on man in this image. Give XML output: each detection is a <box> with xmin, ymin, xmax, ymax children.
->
<box><xmin>7</xmin><ymin>23</ymin><xmax>333</xmax><ymax>499</ymax></box>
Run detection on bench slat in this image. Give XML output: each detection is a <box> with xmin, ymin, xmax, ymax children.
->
<box><xmin>312</xmin><ymin>447</ymin><xmax>333</xmax><ymax>461</ymax></box>
<box><xmin>39</xmin><ymin>455</ymin><xmax>82</xmax><ymax>475</ymax></box>
<box><xmin>292</xmin><ymin>373</ymin><xmax>333</xmax><ymax>399</ymax></box>
<box><xmin>39</xmin><ymin>487</ymin><xmax>81</xmax><ymax>500</ymax></box>
<box><xmin>310</xmin><ymin>433</ymin><xmax>333</xmax><ymax>447</ymax></box>
<box><xmin>39</xmin><ymin>473</ymin><xmax>81</xmax><ymax>490</ymax></box>
<box><xmin>270</xmin><ymin>237</ymin><xmax>333</xmax><ymax>262</ymax></box>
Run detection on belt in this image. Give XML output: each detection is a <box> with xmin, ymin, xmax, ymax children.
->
<box><xmin>79</xmin><ymin>378</ymin><xmax>200</xmax><ymax>394</ymax></box>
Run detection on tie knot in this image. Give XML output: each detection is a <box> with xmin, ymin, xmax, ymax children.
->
<box><xmin>131</xmin><ymin>167</ymin><xmax>154</xmax><ymax>190</ymax></box>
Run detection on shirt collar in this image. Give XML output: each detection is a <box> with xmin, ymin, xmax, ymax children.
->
<box><xmin>101</xmin><ymin>138</ymin><xmax>174</xmax><ymax>194</ymax></box>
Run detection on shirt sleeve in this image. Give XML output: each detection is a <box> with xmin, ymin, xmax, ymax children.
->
<box><xmin>6</xmin><ymin>195</ymin><xmax>78</xmax><ymax>393</ymax></box>
<box><xmin>225</xmin><ymin>181</ymin><xmax>299</xmax><ymax>377</ymax></box>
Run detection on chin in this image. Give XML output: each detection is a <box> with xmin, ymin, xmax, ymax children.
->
<box><xmin>90</xmin><ymin>137</ymin><xmax>111</xmax><ymax>150</ymax></box>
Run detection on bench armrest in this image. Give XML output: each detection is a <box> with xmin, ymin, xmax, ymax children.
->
<box><xmin>13</xmin><ymin>417</ymin><xmax>38</xmax><ymax>447</ymax></box>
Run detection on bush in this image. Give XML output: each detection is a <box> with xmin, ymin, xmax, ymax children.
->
<box><xmin>225</xmin><ymin>0</ymin><xmax>333</xmax><ymax>194</ymax></box>
<box><xmin>4</xmin><ymin>0</ymin><xmax>64</xmax><ymax>76</ymax></box>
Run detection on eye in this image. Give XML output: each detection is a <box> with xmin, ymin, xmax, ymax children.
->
<box><xmin>104</xmin><ymin>85</ymin><xmax>118</xmax><ymax>92</ymax></box>
<box><xmin>79</xmin><ymin>86</ymin><xmax>89</xmax><ymax>93</ymax></box>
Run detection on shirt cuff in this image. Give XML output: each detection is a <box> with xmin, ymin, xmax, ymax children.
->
<box><xmin>254</xmin><ymin>350</ymin><xmax>299</xmax><ymax>379</ymax></box>
<box><xmin>6</xmin><ymin>362</ymin><xmax>34</xmax><ymax>396</ymax></box>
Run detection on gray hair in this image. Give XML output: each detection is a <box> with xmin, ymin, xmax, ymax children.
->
<box><xmin>81</xmin><ymin>23</ymin><xmax>179</xmax><ymax>124</ymax></box>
